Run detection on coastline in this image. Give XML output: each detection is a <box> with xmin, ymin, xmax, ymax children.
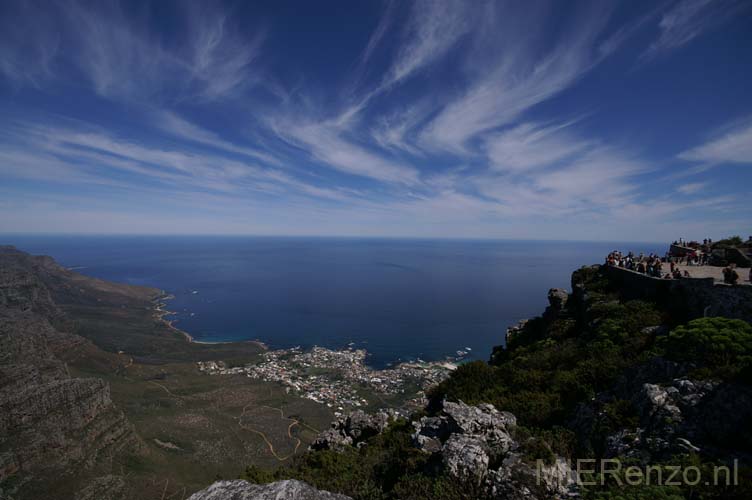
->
<box><xmin>153</xmin><ymin>292</ymin><xmax>195</xmax><ymax>342</ymax></box>
<box><xmin>152</xmin><ymin>291</ymin><xmax>269</xmax><ymax>350</ymax></box>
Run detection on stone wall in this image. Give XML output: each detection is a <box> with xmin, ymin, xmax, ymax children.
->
<box><xmin>601</xmin><ymin>265</ymin><xmax>752</xmax><ymax>324</ymax></box>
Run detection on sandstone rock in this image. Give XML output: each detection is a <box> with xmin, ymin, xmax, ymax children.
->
<box><xmin>310</xmin><ymin>410</ymin><xmax>390</xmax><ymax>451</ymax></box>
<box><xmin>443</xmin><ymin>401</ymin><xmax>517</xmax><ymax>455</ymax></box>
<box><xmin>187</xmin><ymin>479</ymin><xmax>352</xmax><ymax>500</ymax></box>
<box><xmin>547</xmin><ymin>288</ymin><xmax>568</xmax><ymax>311</ymax></box>
<box><xmin>635</xmin><ymin>383</ymin><xmax>682</xmax><ymax>430</ymax></box>
<box><xmin>345</xmin><ymin>410</ymin><xmax>389</xmax><ymax>441</ymax></box>
<box><xmin>487</xmin><ymin>453</ymin><xmax>577</xmax><ymax>500</ymax></box>
<box><xmin>309</xmin><ymin>428</ymin><xmax>352</xmax><ymax>452</ymax></box>
<box><xmin>411</xmin><ymin>415</ymin><xmax>450</xmax><ymax>452</ymax></box>
<box><xmin>442</xmin><ymin>434</ymin><xmax>489</xmax><ymax>483</ymax></box>
<box><xmin>605</xmin><ymin>428</ymin><xmax>643</xmax><ymax>458</ymax></box>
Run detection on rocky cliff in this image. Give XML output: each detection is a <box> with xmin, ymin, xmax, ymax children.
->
<box><xmin>0</xmin><ymin>247</ymin><xmax>139</xmax><ymax>500</ymax></box>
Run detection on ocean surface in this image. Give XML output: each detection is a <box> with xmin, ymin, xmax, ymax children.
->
<box><xmin>6</xmin><ymin>236</ymin><xmax>664</xmax><ymax>368</ymax></box>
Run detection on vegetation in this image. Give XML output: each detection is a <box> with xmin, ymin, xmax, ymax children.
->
<box><xmin>661</xmin><ymin>317</ymin><xmax>752</xmax><ymax>379</ymax></box>
<box><xmin>245</xmin><ymin>420</ymin><xmax>485</xmax><ymax>500</ymax></box>
<box><xmin>712</xmin><ymin>235</ymin><xmax>744</xmax><ymax>248</ymax></box>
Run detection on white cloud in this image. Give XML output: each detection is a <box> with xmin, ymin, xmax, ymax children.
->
<box><xmin>154</xmin><ymin>111</ymin><xmax>281</xmax><ymax>166</ymax></box>
<box><xmin>384</xmin><ymin>0</ymin><xmax>470</xmax><ymax>88</ymax></box>
<box><xmin>419</xmin><ymin>2</ymin><xmax>617</xmax><ymax>152</ymax></box>
<box><xmin>678</xmin><ymin>118</ymin><xmax>752</xmax><ymax>165</ymax></box>
<box><xmin>677</xmin><ymin>182</ymin><xmax>707</xmax><ymax>194</ymax></box>
<box><xmin>0</xmin><ymin>1</ymin><xmax>262</xmax><ymax>101</ymax></box>
<box><xmin>274</xmin><ymin>119</ymin><xmax>421</xmax><ymax>185</ymax></box>
<box><xmin>0</xmin><ymin>120</ymin><xmax>360</xmax><ymax>203</ymax></box>
<box><xmin>485</xmin><ymin>122</ymin><xmax>592</xmax><ymax>173</ymax></box>
<box><xmin>641</xmin><ymin>0</ymin><xmax>746</xmax><ymax>60</ymax></box>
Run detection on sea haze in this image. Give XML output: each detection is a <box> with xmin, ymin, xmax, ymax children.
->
<box><xmin>8</xmin><ymin>236</ymin><xmax>664</xmax><ymax>368</ymax></box>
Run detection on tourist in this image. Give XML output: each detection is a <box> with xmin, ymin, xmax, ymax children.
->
<box><xmin>683</xmin><ymin>270</ymin><xmax>691</xmax><ymax>278</ymax></box>
<box><xmin>723</xmin><ymin>265</ymin><xmax>740</xmax><ymax>285</ymax></box>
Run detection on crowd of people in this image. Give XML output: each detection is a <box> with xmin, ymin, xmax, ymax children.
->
<box><xmin>606</xmin><ymin>249</ymin><xmax>752</xmax><ymax>284</ymax></box>
<box><xmin>605</xmin><ymin>251</ymin><xmax>670</xmax><ymax>278</ymax></box>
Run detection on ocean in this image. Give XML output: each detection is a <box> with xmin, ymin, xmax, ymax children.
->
<box><xmin>6</xmin><ymin>236</ymin><xmax>664</xmax><ymax>368</ymax></box>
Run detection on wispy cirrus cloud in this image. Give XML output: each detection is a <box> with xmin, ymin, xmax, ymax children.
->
<box><xmin>641</xmin><ymin>0</ymin><xmax>748</xmax><ymax>61</ymax></box>
<box><xmin>418</xmin><ymin>1</ymin><xmax>619</xmax><ymax>152</ymax></box>
<box><xmin>272</xmin><ymin>118</ymin><xmax>421</xmax><ymax>185</ymax></box>
<box><xmin>678</xmin><ymin>117</ymin><xmax>752</xmax><ymax>165</ymax></box>
<box><xmin>0</xmin><ymin>0</ymin><xmax>748</xmax><ymax>239</ymax></box>
<box><xmin>677</xmin><ymin>182</ymin><xmax>707</xmax><ymax>194</ymax></box>
<box><xmin>0</xmin><ymin>120</ymin><xmax>360</xmax><ymax>203</ymax></box>
<box><xmin>484</xmin><ymin>121</ymin><xmax>593</xmax><ymax>173</ymax></box>
<box><xmin>0</xmin><ymin>0</ymin><xmax>263</xmax><ymax>102</ymax></box>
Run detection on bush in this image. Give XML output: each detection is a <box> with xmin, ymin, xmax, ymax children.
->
<box><xmin>661</xmin><ymin>317</ymin><xmax>752</xmax><ymax>378</ymax></box>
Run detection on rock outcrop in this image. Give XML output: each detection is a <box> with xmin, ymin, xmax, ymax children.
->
<box><xmin>187</xmin><ymin>479</ymin><xmax>352</xmax><ymax>500</ymax></box>
<box><xmin>310</xmin><ymin>409</ymin><xmax>391</xmax><ymax>451</ymax></box>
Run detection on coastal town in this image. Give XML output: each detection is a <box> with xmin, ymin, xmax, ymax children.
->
<box><xmin>197</xmin><ymin>345</ymin><xmax>458</xmax><ymax>414</ymax></box>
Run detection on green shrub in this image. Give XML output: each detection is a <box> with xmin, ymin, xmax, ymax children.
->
<box><xmin>661</xmin><ymin>317</ymin><xmax>752</xmax><ymax>379</ymax></box>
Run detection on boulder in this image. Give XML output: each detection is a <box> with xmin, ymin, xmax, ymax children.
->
<box><xmin>442</xmin><ymin>434</ymin><xmax>490</xmax><ymax>483</ymax></box>
<box><xmin>187</xmin><ymin>480</ymin><xmax>352</xmax><ymax>500</ymax></box>
<box><xmin>411</xmin><ymin>416</ymin><xmax>450</xmax><ymax>452</ymax></box>
<box><xmin>309</xmin><ymin>428</ymin><xmax>352</xmax><ymax>452</ymax></box>
<box><xmin>547</xmin><ymin>288</ymin><xmax>568</xmax><ymax>311</ymax></box>
<box><xmin>345</xmin><ymin>410</ymin><xmax>389</xmax><ymax>441</ymax></box>
<box><xmin>487</xmin><ymin>453</ymin><xmax>577</xmax><ymax>500</ymax></box>
<box><xmin>443</xmin><ymin>401</ymin><xmax>517</xmax><ymax>455</ymax></box>
<box><xmin>310</xmin><ymin>410</ymin><xmax>391</xmax><ymax>451</ymax></box>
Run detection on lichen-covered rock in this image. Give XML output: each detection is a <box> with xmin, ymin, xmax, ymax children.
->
<box><xmin>311</xmin><ymin>410</ymin><xmax>391</xmax><ymax>451</ymax></box>
<box><xmin>309</xmin><ymin>427</ymin><xmax>352</xmax><ymax>452</ymax></box>
<box><xmin>345</xmin><ymin>410</ymin><xmax>389</xmax><ymax>441</ymax></box>
<box><xmin>488</xmin><ymin>454</ymin><xmax>577</xmax><ymax>500</ymax></box>
<box><xmin>187</xmin><ymin>479</ymin><xmax>352</xmax><ymax>500</ymax></box>
<box><xmin>443</xmin><ymin>401</ymin><xmax>517</xmax><ymax>455</ymax></box>
<box><xmin>635</xmin><ymin>383</ymin><xmax>683</xmax><ymax>431</ymax></box>
<box><xmin>442</xmin><ymin>434</ymin><xmax>490</xmax><ymax>483</ymax></box>
<box><xmin>411</xmin><ymin>415</ymin><xmax>449</xmax><ymax>452</ymax></box>
<box><xmin>547</xmin><ymin>288</ymin><xmax>568</xmax><ymax>312</ymax></box>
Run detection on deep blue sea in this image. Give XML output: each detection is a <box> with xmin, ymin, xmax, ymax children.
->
<box><xmin>5</xmin><ymin>236</ymin><xmax>664</xmax><ymax>368</ymax></box>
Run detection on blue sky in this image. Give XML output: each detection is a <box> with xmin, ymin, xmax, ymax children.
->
<box><xmin>0</xmin><ymin>0</ymin><xmax>750</xmax><ymax>241</ymax></box>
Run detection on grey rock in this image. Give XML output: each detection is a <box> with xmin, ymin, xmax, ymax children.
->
<box><xmin>311</xmin><ymin>410</ymin><xmax>391</xmax><ymax>451</ymax></box>
<box><xmin>309</xmin><ymin>428</ymin><xmax>352</xmax><ymax>452</ymax></box>
<box><xmin>488</xmin><ymin>453</ymin><xmax>577</xmax><ymax>500</ymax></box>
<box><xmin>345</xmin><ymin>410</ymin><xmax>389</xmax><ymax>441</ymax></box>
<box><xmin>444</xmin><ymin>401</ymin><xmax>517</xmax><ymax>455</ymax></box>
<box><xmin>442</xmin><ymin>434</ymin><xmax>489</xmax><ymax>483</ymax></box>
<box><xmin>605</xmin><ymin>428</ymin><xmax>643</xmax><ymax>459</ymax></box>
<box><xmin>187</xmin><ymin>479</ymin><xmax>352</xmax><ymax>500</ymax></box>
<box><xmin>674</xmin><ymin>437</ymin><xmax>701</xmax><ymax>454</ymax></box>
<box><xmin>635</xmin><ymin>383</ymin><xmax>682</xmax><ymax>428</ymax></box>
<box><xmin>547</xmin><ymin>288</ymin><xmax>569</xmax><ymax>311</ymax></box>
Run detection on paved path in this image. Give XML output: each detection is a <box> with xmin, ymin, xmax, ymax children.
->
<box><xmin>674</xmin><ymin>264</ymin><xmax>752</xmax><ymax>284</ymax></box>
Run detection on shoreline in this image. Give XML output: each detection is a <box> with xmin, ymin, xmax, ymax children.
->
<box><xmin>152</xmin><ymin>292</ymin><xmax>269</xmax><ymax>349</ymax></box>
<box><xmin>152</xmin><ymin>291</ymin><xmax>472</xmax><ymax>368</ymax></box>
<box><xmin>151</xmin><ymin>292</ymin><xmax>472</xmax><ymax>367</ymax></box>
<box><xmin>153</xmin><ymin>293</ymin><xmax>195</xmax><ymax>343</ymax></box>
